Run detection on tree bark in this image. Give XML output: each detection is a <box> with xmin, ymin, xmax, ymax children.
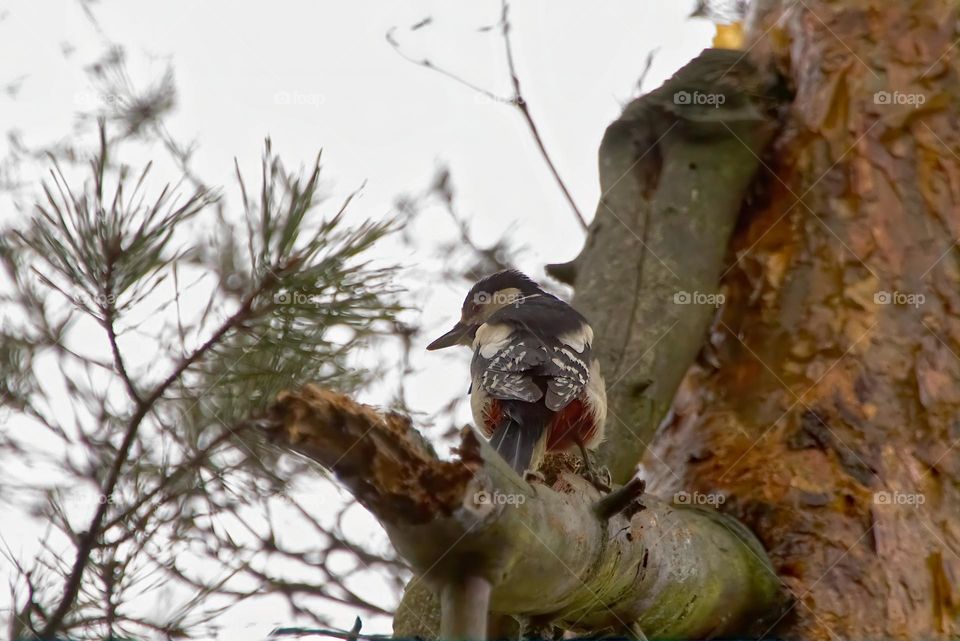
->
<box><xmin>553</xmin><ymin>47</ymin><xmax>781</xmax><ymax>484</ymax></box>
<box><xmin>640</xmin><ymin>1</ymin><xmax>960</xmax><ymax>638</ymax></box>
<box><xmin>259</xmin><ymin>385</ymin><xmax>783</xmax><ymax>639</ymax></box>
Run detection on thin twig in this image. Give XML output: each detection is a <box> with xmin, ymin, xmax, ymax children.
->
<box><xmin>385</xmin><ymin>27</ymin><xmax>509</xmax><ymax>104</ymax></box>
<box><xmin>39</xmin><ymin>284</ymin><xmax>266</xmax><ymax>638</ymax></box>
<box><xmin>386</xmin><ymin>5</ymin><xmax>589</xmax><ymax>231</ymax></box>
<box><xmin>97</xmin><ymin>422</ymin><xmax>249</xmax><ymax>532</ymax></box>
<box><xmin>269</xmin><ymin>625</ymin><xmax>391</xmax><ymax>640</ymax></box>
<box><xmin>499</xmin><ymin>0</ymin><xmax>588</xmax><ymax>231</ymax></box>
<box><xmin>636</xmin><ymin>48</ymin><xmax>660</xmax><ymax>94</ymax></box>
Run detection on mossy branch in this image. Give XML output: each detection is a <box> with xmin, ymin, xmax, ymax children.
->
<box><xmin>259</xmin><ymin>385</ymin><xmax>785</xmax><ymax>640</ymax></box>
<box><xmin>549</xmin><ymin>47</ymin><xmax>781</xmax><ymax>484</ymax></box>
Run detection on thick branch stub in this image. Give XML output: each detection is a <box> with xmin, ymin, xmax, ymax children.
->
<box><xmin>545</xmin><ymin>259</ymin><xmax>578</xmax><ymax>285</ymax></box>
<box><xmin>593</xmin><ymin>476</ymin><xmax>646</xmax><ymax>520</ymax></box>
<box><xmin>440</xmin><ymin>575</ymin><xmax>492</xmax><ymax>640</ymax></box>
<box><xmin>264</xmin><ymin>384</ymin><xmax>478</xmax><ymax>524</ymax></box>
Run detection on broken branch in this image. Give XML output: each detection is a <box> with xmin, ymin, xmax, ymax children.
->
<box><xmin>258</xmin><ymin>385</ymin><xmax>784</xmax><ymax>639</ymax></box>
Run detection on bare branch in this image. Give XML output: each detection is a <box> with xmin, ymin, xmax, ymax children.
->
<box><xmin>499</xmin><ymin>0</ymin><xmax>588</xmax><ymax>231</ymax></box>
<box><xmin>387</xmin><ymin>6</ymin><xmax>588</xmax><ymax>231</ymax></box>
<box><xmin>39</xmin><ymin>285</ymin><xmax>266</xmax><ymax>638</ymax></box>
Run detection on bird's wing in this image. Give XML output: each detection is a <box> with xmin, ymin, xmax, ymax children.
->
<box><xmin>471</xmin><ymin>322</ymin><xmax>546</xmax><ymax>403</ymax></box>
<box><xmin>542</xmin><ymin>341</ymin><xmax>592</xmax><ymax>411</ymax></box>
<box><xmin>475</xmin><ymin>295</ymin><xmax>595</xmax><ymax>410</ymax></box>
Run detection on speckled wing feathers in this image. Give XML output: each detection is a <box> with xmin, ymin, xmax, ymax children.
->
<box><xmin>471</xmin><ymin>294</ymin><xmax>593</xmax><ymax>410</ymax></box>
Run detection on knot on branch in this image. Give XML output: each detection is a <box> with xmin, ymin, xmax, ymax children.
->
<box><xmin>264</xmin><ymin>384</ymin><xmax>479</xmax><ymax>524</ymax></box>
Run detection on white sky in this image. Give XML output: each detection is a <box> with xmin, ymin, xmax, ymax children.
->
<box><xmin>0</xmin><ymin>2</ymin><xmax>711</xmax><ymax>639</ymax></box>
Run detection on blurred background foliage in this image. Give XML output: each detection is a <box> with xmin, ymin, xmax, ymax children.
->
<box><xmin>0</xmin><ymin>11</ymin><xmax>521</xmax><ymax>639</ymax></box>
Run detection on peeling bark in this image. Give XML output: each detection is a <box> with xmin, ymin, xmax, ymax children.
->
<box><xmin>643</xmin><ymin>1</ymin><xmax>960</xmax><ymax>639</ymax></box>
<box><xmin>260</xmin><ymin>385</ymin><xmax>783</xmax><ymax>639</ymax></box>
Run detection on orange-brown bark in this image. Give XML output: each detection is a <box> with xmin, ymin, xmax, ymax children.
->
<box><xmin>644</xmin><ymin>1</ymin><xmax>960</xmax><ymax>638</ymax></box>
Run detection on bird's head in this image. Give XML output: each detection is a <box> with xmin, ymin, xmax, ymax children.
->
<box><xmin>426</xmin><ymin>269</ymin><xmax>543</xmax><ymax>350</ymax></box>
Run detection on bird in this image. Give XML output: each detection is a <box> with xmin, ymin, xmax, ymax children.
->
<box><xmin>426</xmin><ymin>270</ymin><xmax>607</xmax><ymax>485</ymax></box>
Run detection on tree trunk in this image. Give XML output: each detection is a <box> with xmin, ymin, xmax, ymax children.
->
<box><xmin>643</xmin><ymin>1</ymin><xmax>960</xmax><ymax>638</ymax></box>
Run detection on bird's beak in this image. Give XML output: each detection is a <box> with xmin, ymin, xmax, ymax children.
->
<box><xmin>427</xmin><ymin>321</ymin><xmax>471</xmax><ymax>350</ymax></box>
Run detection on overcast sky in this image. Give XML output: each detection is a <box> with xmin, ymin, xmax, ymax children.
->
<box><xmin>0</xmin><ymin>2</ymin><xmax>711</xmax><ymax>638</ymax></box>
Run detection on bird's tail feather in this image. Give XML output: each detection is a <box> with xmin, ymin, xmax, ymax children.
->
<box><xmin>489</xmin><ymin>419</ymin><xmax>543</xmax><ymax>475</ymax></box>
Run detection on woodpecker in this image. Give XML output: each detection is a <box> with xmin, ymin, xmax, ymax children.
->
<box><xmin>427</xmin><ymin>270</ymin><xmax>607</xmax><ymax>483</ymax></box>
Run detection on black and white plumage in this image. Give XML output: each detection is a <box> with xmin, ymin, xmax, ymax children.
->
<box><xmin>427</xmin><ymin>270</ymin><xmax>606</xmax><ymax>476</ymax></box>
